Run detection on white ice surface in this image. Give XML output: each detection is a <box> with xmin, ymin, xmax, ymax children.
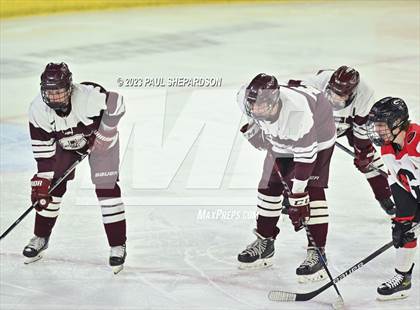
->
<box><xmin>1</xmin><ymin>1</ymin><xmax>419</xmax><ymax>310</ymax></box>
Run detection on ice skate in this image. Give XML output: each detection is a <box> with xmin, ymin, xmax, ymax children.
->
<box><xmin>23</xmin><ymin>236</ymin><xmax>49</xmax><ymax>264</ymax></box>
<box><xmin>377</xmin><ymin>265</ymin><xmax>413</xmax><ymax>301</ymax></box>
<box><xmin>110</xmin><ymin>243</ymin><xmax>126</xmax><ymax>274</ymax></box>
<box><xmin>238</xmin><ymin>229</ymin><xmax>275</xmax><ymax>269</ymax></box>
<box><xmin>296</xmin><ymin>247</ymin><xmax>327</xmax><ymax>283</ymax></box>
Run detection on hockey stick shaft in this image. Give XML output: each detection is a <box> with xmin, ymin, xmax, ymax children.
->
<box><xmin>0</xmin><ymin>152</ymin><xmax>89</xmax><ymax>241</ymax></box>
<box><xmin>269</xmin><ymin>223</ymin><xmax>420</xmax><ymax>302</ymax></box>
<box><xmin>334</xmin><ymin>141</ymin><xmax>388</xmax><ymax>178</ymax></box>
<box><xmin>270</xmin><ymin>154</ymin><xmax>343</xmax><ymax>300</ymax></box>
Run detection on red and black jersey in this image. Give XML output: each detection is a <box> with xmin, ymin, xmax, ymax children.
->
<box><xmin>381</xmin><ymin>123</ymin><xmax>420</xmax><ymax>203</ymax></box>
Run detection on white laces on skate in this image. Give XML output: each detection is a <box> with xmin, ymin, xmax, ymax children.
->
<box><xmin>26</xmin><ymin>236</ymin><xmax>46</xmax><ymax>250</ymax></box>
<box><xmin>301</xmin><ymin>249</ymin><xmax>319</xmax><ymax>267</ymax></box>
<box><xmin>243</xmin><ymin>238</ymin><xmax>266</xmax><ymax>257</ymax></box>
<box><xmin>110</xmin><ymin>245</ymin><xmax>126</xmax><ymax>258</ymax></box>
<box><xmin>383</xmin><ymin>274</ymin><xmax>404</xmax><ymax>289</ymax></box>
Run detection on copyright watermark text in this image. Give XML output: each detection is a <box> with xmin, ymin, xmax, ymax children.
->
<box><xmin>196</xmin><ymin>208</ymin><xmax>256</xmax><ymax>221</ymax></box>
<box><xmin>117</xmin><ymin>77</ymin><xmax>223</xmax><ymax>88</ymax></box>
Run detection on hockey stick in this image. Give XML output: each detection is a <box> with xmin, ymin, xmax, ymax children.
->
<box><xmin>334</xmin><ymin>141</ymin><xmax>388</xmax><ymax>178</ymax></box>
<box><xmin>270</xmin><ymin>154</ymin><xmax>344</xmax><ymax>304</ymax></box>
<box><xmin>0</xmin><ymin>151</ymin><xmax>90</xmax><ymax>241</ymax></box>
<box><xmin>268</xmin><ymin>223</ymin><xmax>420</xmax><ymax>302</ymax></box>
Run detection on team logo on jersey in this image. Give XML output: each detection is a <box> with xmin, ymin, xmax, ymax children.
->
<box><xmin>397</xmin><ymin>169</ymin><xmax>420</xmax><ymax>200</ymax></box>
<box><xmin>397</xmin><ymin>171</ymin><xmax>411</xmax><ymax>193</ymax></box>
<box><xmin>406</xmin><ymin>131</ymin><xmax>416</xmax><ymax>144</ymax></box>
<box><xmin>58</xmin><ymin>134</ymin><xmax>87</xmax><ymax>150</ymax></box>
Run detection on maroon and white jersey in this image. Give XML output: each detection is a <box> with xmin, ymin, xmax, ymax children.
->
<box><xmin>238</xmin><ymin>81</ymin><xmax>336</xmax><ymax>192</ymax></box>
<box><xmin>305</xmin><ymin>69</ymin><xmax>375</xmax><ymax>146</ymax></box>
<box><xmin>29</xmin><ymin>82</ymin><xmax>125</xmax><ymax>179</ymax></box>
<box><xmin>381</xmin><ymin>123</ymin><xmax>420</xmax><ymax>202</ymax></box>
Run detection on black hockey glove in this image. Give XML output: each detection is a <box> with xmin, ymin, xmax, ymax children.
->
<box><xmin>392</xmin><ymin>219</ymin><xmax>416</xmax><ymax>248</ymax></box>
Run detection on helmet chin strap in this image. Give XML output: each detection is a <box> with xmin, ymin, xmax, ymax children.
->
<box><xmin>266</xmin><ymin>101</ymin><xmax>281</xmax><ymax>123</ymax></box>
<box><xmin>53</xmin><ymin>98</ymin><xmax>72</xmax><ymax>117</ymax></box>
<box><xmin>389</xmin><ymin>120</ymin><xmax>407</xmax><ymax>152</ymax></box>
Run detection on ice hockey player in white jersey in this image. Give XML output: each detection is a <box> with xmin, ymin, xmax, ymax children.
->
<box><xmin>23</xmin><ymin>62</ymin><xmax>127</xmax><ymax>274</ymax></box>
<box><xmin>237</xmin><ymin>73</ymin><xmax>336</xmax><ymax>282</ymax></box>
<box><xmin>366</xmin><ymin>97</ymin><xmax>420</xmax><ymax>300</ymax></box>
<box><xmin>305</xmin><ymin>66</ymin><xmax>395</xmax><ymax>215</ymax></box>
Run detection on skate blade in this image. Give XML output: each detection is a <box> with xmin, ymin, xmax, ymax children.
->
<box><xmin>112</xmin><ymin>264</ymin><xmax>124</xmax><ymax>274</ymax></box>
<box><xmin>238</xmin><ymin>258</ymin><xmax>273</xmax><ymax>270</ymax></box>
<box><xmin>332</xmin><ymin>297</ymin><xmax>345</xmax><ymax>310</ymax></box>
<box><xmin>24</xmin><ymin>253</ymin><xmax>43</xmax><ymax>264</ymax></box>
<box><xmin>297</xmin><ymin>268</ymin><xmax>327</xmax><ymax>283</ymax></box>
<box><xmin>377</xmin><ymin>291</ymin><xmax>409</xmax><ymax>301</ymax></box>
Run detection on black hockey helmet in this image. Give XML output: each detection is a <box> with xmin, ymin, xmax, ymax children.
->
<box><xmin>326</xmin><ymin>66</ymin><xmax>360</xmax><ymax>110</ymax></box>
<box><xmin>366</xmin><ymin>97</ymin><xmax>409</xmax><ymax>146</ymax></box>
<box><xmin>244</xmin><ymin>73</ymin><xmax>280</xmax><ymax>122</ymax></box>
<box><xmin>40</xmin><ymin>62</ymin><xmax>73</xmax><ymax>112</ymax></box>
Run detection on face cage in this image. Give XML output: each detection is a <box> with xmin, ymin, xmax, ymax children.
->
<box><xmin>326</xmin><ymin>88</ymin><xmax>353</xmax><ymax>111</ymax></box>
<box><xmin>244</xmin><ymin>90</ymin><xmax>280</xmax><ymax>121</ymax></box>
<box><xmin>41</xmin><ymin>87</ymin><xmax>72</xmax><ymax>111</ymax></box>
<box><xmin>366</xmin><ymin>119</ymin><xmax>403</xmax><ymax>147</ymax></box>
<box><xmin>366</xmin><ymin>120</ymin><xmax>387</xmax><ymax>146</ymax></box>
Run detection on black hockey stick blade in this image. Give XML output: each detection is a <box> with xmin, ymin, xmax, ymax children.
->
<box><xmin>269</xmin><ymin>223</ymin><xmax>420</xmax><ymax>302</ymax></box>
<box><xmin>268</xmin><ymin>241</ymin><xmax>393</xmax><ymax>302</ymax></box>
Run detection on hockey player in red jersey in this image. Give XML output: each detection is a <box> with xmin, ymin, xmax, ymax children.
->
<box><xmin>236</xmin><ymin>74</ymin><xmax>336</xmax><ymax>282</ymax></box>
<box><xmin>366</xmin><ymin>97</ymin><xmax>419</xmax><ymax>300</ymax></box>
<box><xmin>23</xmin><ymin>62</ymin><xmax>127</xmax><ymax>274</ymax></box>
<box><xmin>306</xmin><ymin>66</ymin><xmax>395</xmax><ymax>215</ymax></box>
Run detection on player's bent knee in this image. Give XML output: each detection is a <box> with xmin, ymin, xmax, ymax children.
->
<box><xmin>36</xmin><ymin>196</ymin><xmax>61</xmax><ymax>218</ymax></box>
<box><xmin>100</xmin><ymin>197</ymin><xmax>125</xmax><ymax>224</ymax></box>
<box><xmin>257</xmin><ymin>193</ymin><xmax>283</xmax><ymax>217</ymax></box>
<box><xmin>307</xmin><ymin>200</ymin><xmax>328</xmax><ymax>225</ymax></box>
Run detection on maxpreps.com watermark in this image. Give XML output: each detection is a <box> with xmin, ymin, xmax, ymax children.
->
<box><xmin>117</xmin><ymin>77</ymin><xmax>223</xmax><ymax>88</ymax></box>
<box><xmin>196</xmin><ymin>209</ymin><xmax>256</xmax><ymax>221</ymax></box>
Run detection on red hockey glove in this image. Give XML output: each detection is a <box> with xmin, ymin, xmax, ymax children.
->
<box><xmin>288</xmin><ymin>192</ymin><xmax>310</xmax><ymax>231</ymax></box>
<box><xmin>31</xmin><ymin>175</ymin><xmax>52</xmax><ymax>211</ymax></box>
<box><xmin>240</xmin><ymin>121</ymin><xmax>268</xmax><ymax>150</ymax></box>
<box><xmin>354</xmin><ymin>144</ymin><xmax>375</xmax><ymax>173</ymax></box>
<box><xmin>90</xmin><ymin>128</ymin><xmax>118</xmax><ymax>153</ymax></box>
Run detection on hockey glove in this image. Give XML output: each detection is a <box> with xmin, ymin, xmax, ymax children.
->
<box><xmin>90</xmin><ymin>127</ymin><xmax>118</xmax><ymax>153</ymax></box>
<box><xmin>354</xmin><ymin>144</ymin><xmax>376</xmax><ymax>173</ymax></box>
<box><xmin>240</xmin><ymin>121</ymin><xmax>268</xmax><ymax>150</ymax></box>
<box><xmin>31</xmin><ymin>175</ymin><xmax>52</xmax><ymax>211</ymax></box>
<box><xmin>288</xmin><ymin>192</ymin><xmax>310</xmax><ymax>231</ymax></box>
<box><xmin>392</xmin><ymin>219</ymin><xmax>416</xmax><ymax>248</ymax></box>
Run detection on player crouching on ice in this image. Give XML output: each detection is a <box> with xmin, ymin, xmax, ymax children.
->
<box><xmin>305</xmin><ymin>66</ymin><xmax>395</xmax><ymax>215</ymax></box>
<box><xmin>366</xmin><ymin>97</ymin><xmax>419</xmax><ymax>300</ymax></box>
<box><xmin>23</xmin><ymin>62</ymin><xmax>127</xmax><ymax>274</ymax></box>
<box><xmin>236</xmin><ymin>74</ymin><xmax>336</xmax><ymax>283</ymax></box>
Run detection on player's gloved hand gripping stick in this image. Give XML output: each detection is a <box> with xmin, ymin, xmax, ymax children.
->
<box><xmin>0</xmin><ymin>151</ymin><xmax>90</xmax><ymax>241</ymax></box>
<box><xmin>335</xmin><ymin>141</ymin><xmax>388</xmax><ymax>177</ymax></box>
<box><xmin>269</xmin><ymin>152</ymin><xmax>345</xmax><ymax>307</ymax></box>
